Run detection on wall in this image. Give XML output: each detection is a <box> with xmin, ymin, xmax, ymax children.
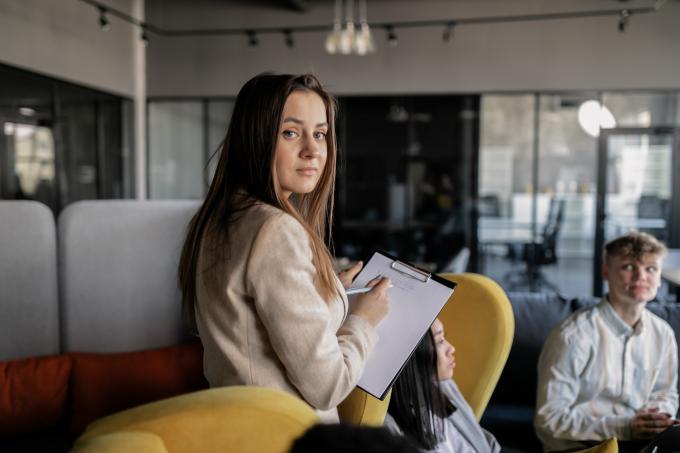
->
<box><xmin>0</xmin><ymin>0</ymin><xmax>141</xmax><ymax>97</ymax></box>
<box><xmin>145</xmin><ymin>0</ymin><xmax>680</xmax><ymax>97</ymax></box>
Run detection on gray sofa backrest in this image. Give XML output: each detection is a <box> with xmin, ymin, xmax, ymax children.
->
<box><xmin>58</xmin><ymin>200</ymin><xmax>201</xmax><ymax>352</ymax></box>
<box><xmin>494</xmin><ymin>293</ymin><xmax>680</xmax><ymax>407</ymax></box>
<box><xmin>0</xmin><ymin>201</ymin><xmax>60</xmax><ymax>360</ymax></box>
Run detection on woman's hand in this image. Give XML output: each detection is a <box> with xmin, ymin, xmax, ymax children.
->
<box><xmin>349</xmin><ymin>276</ymin><xmax>391</xmax><ymax>327</ymax></box>
<box><xmin>338</xmin><ymin>260</ymin><xmax>363</xmax><ymax>289</ymax></box>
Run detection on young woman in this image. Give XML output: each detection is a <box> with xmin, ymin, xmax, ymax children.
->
<box><xmin>178</xmin><ymin>73</ymin><xmax>390</xmax><ymax>420</ymax></box>
<box><xmin>385</xmin><ymin>318</ymin><xmax>500</xmax><ymax>453</ymax></box>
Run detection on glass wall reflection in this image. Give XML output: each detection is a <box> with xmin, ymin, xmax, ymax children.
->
<box><xmin>479</xmin><ymin>91</ymin><xmax>679</xmax><ymax>298</ymax></box>
<box><xmin>147</xmin><ymin>99</ymin><xmax>234</xmax><ymax>199</ymax></box>
<box><xmin>0</xmin><ymin>63</ymin><xmax>133</xmax><ymax>213</ymax></box>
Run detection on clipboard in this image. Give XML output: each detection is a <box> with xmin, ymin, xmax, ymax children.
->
<box><xmin>348</xmin><ymin>250</ymin><xmax>457</xmax><ymax>400</ymax></box>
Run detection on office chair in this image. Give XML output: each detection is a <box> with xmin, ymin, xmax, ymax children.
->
<box><xmin>637</xmin><ymin>195</ymin><xmax>670</xmax><ymax>242</ymax></box>
<box><xmin>478</xmin><ymin>194</ymin><xmax>502</xmax><ymax>217</ymax></box>
<box><xmin>506</xmin><ymin>197</ymin><xmax>565</xmax><ymax>293</ymax></box>
<box><xmin>437</xmin><ymin>273</ymin><xmax>514</xmax><ymax>420</ymax></box>
<box><xmin>440</xmin><ymin>246</ymin><xmax>471</xmax><ymax>274</ymax></box>
<box><xmin>70</xmin><ymin>386</ymin><xmax>320</xmax><ymax>453</ymax></box>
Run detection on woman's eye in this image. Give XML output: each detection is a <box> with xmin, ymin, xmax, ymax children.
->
<box><xmin>282</xmin><ymin>130</ymin><xmax>298</xmax><ymax>138</ymax></box>
<box><xmin>647</xmin><ymin>266</ymin><xmax>658</xmax><ymax>274</ymax></box>
<box><xmin>314</xmin><ymin>131</ymin><xmax>327</xmax><ymax>140</ymax></box>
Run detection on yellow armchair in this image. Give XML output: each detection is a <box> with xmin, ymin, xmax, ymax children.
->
<box><xmin>71</xmin><ymin>273</ymin><xmax>515</xmax><ymax>452</ymax></box>
<box><xmin>579</xmin><ymin>438</ymin><xmax>618</xmax><ymax>453</ymax></box>
<box><xmin>340</xmin><ymin>272</ymin><xmax>514</xmax><ymax>427</ymax></box>
<box><xmin>438</xmin><ymin>272</ymin><xmax>515</xmax><ymax>420</ymax></box>
<box><xmin>337</xmin><ymin>388</ymin><xmax>391</xmax><ymax>426</ymax></box>
<box><xmin>70</xmin><ymin>386</ymin><xmax>319</xmax><ymax>453</ymax></box>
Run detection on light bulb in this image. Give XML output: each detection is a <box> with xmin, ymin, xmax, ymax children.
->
<box><xmin>325</xmin><ymin>23</ymin><xmax>343</xmax><ymax>54</ymax></box>
<box><xmin>578</xmin><ymin>100</ymin><xmax>616</xmax><ymax>137</ymax></box>
<box><xmin>339</xmin><ymin>21</ymin><xmax>355</xmax><ymax>55</ymax></box>
<box><xmin>354</xmin><ymin>22</ymin><xmax>375</xmax><ymax>55</ymax></box>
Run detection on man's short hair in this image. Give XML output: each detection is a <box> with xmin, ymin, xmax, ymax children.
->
<box><xmin>603</xmin><ymin>231</ymin><xmax>667</xmax><ymax>263</ymax></box>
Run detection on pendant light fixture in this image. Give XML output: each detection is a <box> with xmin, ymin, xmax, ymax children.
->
<box><xmin>326</xmin><ymin>0</ymin><xmax>375</xmax><ymax>56</ymax></box>
<box><xmin>354</xmin><ymin>0</ymin><xmax>376</xmax><ymax>55</ymax></box>
<box><xmin>324</xmin><ymin>0</ymin><xmax>343</xmax><ymax>54</ymax></box>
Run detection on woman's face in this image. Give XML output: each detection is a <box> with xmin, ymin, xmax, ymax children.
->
<box><xmin>274</xmin><ymin>90</ymin><xmax>328</xmax><ymax>198</ymax></box>
<box><xmin>431</xmin><ymin>318</ymin><xmax>455</xmax><ymax>381</ymax></box>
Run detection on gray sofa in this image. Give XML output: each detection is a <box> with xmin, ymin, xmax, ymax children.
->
<box><xmin>481</xmin><ymin>292</ymin><xmax>680</xmax><ymax>452</ymax></box>
<box><xmin>4</xmin><ymin>200</ymin><xmax>679</xmax><ymax>453</ymax></box>
<box><xmin>0</xmin><ymin>200</ymin><xmax>203</xmax><ymax>452</ymax></box>
<box><xmin>1</xmin><ymin>199</ymin><xmax>201</xmax><ymax>362</ymax></box>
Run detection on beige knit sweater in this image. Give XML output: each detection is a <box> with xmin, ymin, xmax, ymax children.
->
<box><xmin>195</xmin><ymin>202</ymin><xmax>378</xmax><ymax>416</ymax></box>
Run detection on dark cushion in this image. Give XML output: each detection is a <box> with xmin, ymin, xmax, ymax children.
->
<box><xmin>0</xmin><ymin>354</ymin><xmax>72</xmax><ymax>437</ymax></box>
<box><xmin>491</xmin><ymin>293</ymin><xmax>598</xmax><ymax>407</ymax></box>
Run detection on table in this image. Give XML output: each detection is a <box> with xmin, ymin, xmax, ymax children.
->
<box><xmin>478</xmin><ymin>217</ymin><xmax>539</xmax><ymax>245</ymax></box>
<box><xmin>662</xmin><ymin>249</ymin><xmax>680</xmax><ymax>287</ymax></box>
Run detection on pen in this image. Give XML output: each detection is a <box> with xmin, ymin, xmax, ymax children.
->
<box><xmin>346</xmin><ymin>284</ymin><xmax>393</xmax><ymax>296</ymax></box>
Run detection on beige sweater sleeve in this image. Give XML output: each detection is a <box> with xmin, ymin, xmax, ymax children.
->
<box><xmin>246</xmin><ymin>212</ymin><xmax>378</xmax><ymax>410</ymax></box>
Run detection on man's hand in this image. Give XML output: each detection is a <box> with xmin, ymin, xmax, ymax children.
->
<box><xmin>338</xmin><ymin>261</ymin><xmax>363</xmax><ymax>289</ymax></box>
<box><xmin>630</xmin><ymin>407</ymin><xmax>675</xmax><ymax>439</ymax></box>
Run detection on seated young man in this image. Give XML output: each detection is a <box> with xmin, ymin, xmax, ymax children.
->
<box><xmin>534</xmin><ymin>232</ymin><xmax>678</xmax><ymax>453</ymax></box>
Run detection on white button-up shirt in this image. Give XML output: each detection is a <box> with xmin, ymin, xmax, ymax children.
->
<box><xmin>534</xmin><ymin>299</ymin><xmax>678</xmax><ymax>452</ymax></box>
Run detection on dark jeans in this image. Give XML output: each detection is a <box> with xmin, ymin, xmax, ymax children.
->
<box><xmin>637</xmin><ymin>425</ymin><xmax>680</xmax><ymax>453</ymax></box>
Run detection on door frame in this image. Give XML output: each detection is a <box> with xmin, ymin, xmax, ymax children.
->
<box><xmin>593</xmin><ymin>126</ymin><xmax>680</xmax><ymax>296</ymax></box>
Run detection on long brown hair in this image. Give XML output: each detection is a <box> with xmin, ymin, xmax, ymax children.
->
<box><xmin>178</xmin><ymin>73</ymin><xmax>339</xmax><ymax>330</ymax></box>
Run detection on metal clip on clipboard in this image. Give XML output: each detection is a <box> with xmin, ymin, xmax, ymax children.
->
<box><xmin>390</xmin><ymin>260</ymin><xmax>431</xmax><ymax>283</ymax></box>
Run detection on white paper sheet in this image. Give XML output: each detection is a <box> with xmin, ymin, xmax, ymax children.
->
<box><xmin>348</xmin><ymin>251</ymin><xmax>457</xmax><ymax>399</ymax></box>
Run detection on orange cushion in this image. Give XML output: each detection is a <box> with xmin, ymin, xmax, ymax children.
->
<box><xmin>68</xmin><ymin>341</ymin><xmax>208</xmax><ymax>434</ymax></box>
<box><xmin>0</xmin><ymin>354</ymin><xmax>72</xmax><ymax>437</ymax></box>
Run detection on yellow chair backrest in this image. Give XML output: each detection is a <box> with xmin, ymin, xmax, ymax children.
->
<box><xmin>577</xmin><ymin>438</ymin><xmax>618</xmax><ymax>453</ymax></box>
<box><xmin>71</xmin><ymin>386</ymin><xmax>319</xmax><ymax>453</ymax></box>
<box><xmin>337</xmin><ymin>387</ymin><xmax>391</xmax><ymax>426</ymax></box>
<box><xmin>438</xmin><ymin>272</ymin><xmax>514</xmax><ymax>420</ymax></box>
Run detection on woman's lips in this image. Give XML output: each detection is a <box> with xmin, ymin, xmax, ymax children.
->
<box><xmin>297</xmin><ymin>168</ymin><xmax>318</xmax><ymax>176</ymax></box>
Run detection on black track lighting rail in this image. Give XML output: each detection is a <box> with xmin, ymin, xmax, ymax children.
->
<box><xmin>77</xmin><ymin>0</ymin><xmax>666</xmax><ymax>43</ymax></box>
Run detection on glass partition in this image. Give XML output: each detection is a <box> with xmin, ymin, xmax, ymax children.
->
<box><xmin>148</xmin><ymin>102</ymin><xmax>204</xmax><ymax>199</ymax></box>
<box><xmin>603</xmin><ymin>92</ymin><xmax>679</xmax><ymax>128</ymax></box>
<box><xmin>147</xmin><ymin>99</ymin><xmax>234</xmax><ymax>198</ymax></box>
<box><xmin>0</xmin><ymin>63</ymin><xmax>133</xmax><ymax>212</ymax></box>
<box><xmin>478</xmin><ymin>95</ymin><xmax>536</xmax><ymax>288</ymax></box>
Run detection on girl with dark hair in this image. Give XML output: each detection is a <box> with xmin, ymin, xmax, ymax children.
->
<box><xmin>178</xmin><ymin>73</ymin><xmax>390</xmax><ymax>420</ymax></box>
<box><xmin>386</xmin><ymin>319</ymin><xmax>500</xmax><ymax>453</ymax></box>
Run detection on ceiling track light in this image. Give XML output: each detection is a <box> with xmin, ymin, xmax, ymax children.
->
<box><xmin>246</xmin><ymin>30</ymin><xmax>258</xmax><ymax>47</ymax></box>
<box><xmin>618</xmin><ymin>9</ymin><xmax>630</xmax><ymax>32</ymax></box>
<box><xmin>386</xmin><ymin>25</ymin><xmax>397</xmax><ymax>47</ymax></box>
<box><xmin>284</xmin><ymin>29</ymin><xmax>294</xmax><ymax>48</ymax></box>
<box><xmin>442</xmin><ymin>21</ymin><xmax>455</xmax><ymax>43</ymax></box>
<box><xmin>98</xmin><ymin>6</ymin><xmax>110</xmax><ymax>31</ymax></box>
<box><xmin>140</xmin><ymin>27</ymin><xmax>149</xmax><ymax>46</ymax></box>
<box><xmin>78</xmin><ymin>0</ymin><xmax>662</xmax><ymax>53</ymax></box>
